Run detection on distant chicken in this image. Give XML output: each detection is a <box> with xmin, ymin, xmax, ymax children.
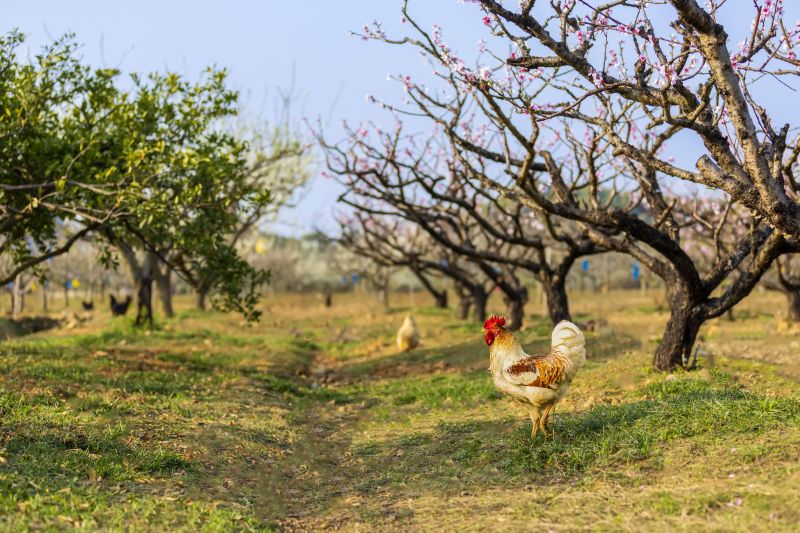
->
<box><xmin>483</xmin><ymin>316</ymin><xmax>585</xmax><ymax>437</ymax></box>
<box><xmin>396</xmin><ymin>315</ymin><xmax>420</xmax><ymax>352</ymax></box>
<box><xmin>110</xmin><ymin>295</ymin><xmax>132</xmax><ymax>316</ymax></box>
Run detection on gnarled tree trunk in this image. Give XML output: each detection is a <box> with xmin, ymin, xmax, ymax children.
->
<box><xmin>502</xmin><ymin>286</ymin><xmax>528</xmax><ymax>331</ymax></box>
<box><xmin>490</xmin><ymin>264</ymin><xmax>528</xmax><ymax>330</ymax></box>
<box><xmin>653</xmin><ymin>283</ymin><xmax>703</xmax><ymax>371</ymax></box>
<box><xmin>543</xmin><ymin>277</ymin><xmax>571</xmax><ymax>325</ymax></box>
<box><xmin>472</xmin><ymin>286</ymin><xmax>488</xmax><ymax>323</ymax></box>
<box><xmin>434</xmin><ymin>289</ymin><xmax>448</xmax><ymax>309</ymax></box>
<box><xmin>505</xmin><ymin>297</ymin><xmax>525</xmax><ymax>331</ymax></box>
<box><xmin>457</xmin><ymin>293</ymin><xmax>472</xmax><ymax>320</ymax></box>
<box><xmin>507</xmin><ymin>298</ymin><xmax>525</xmax><ymax>331</ymax></box>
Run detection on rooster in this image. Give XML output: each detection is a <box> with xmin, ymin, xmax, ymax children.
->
<box><xmin>483</xmin><ymin>316</ymin><xmax>585</xmax><ymax>437</ymax></box>
<box><xmin>396</xmin><ymin>314</ymin><xmax>420</xmax><ymax>352</ymax></box>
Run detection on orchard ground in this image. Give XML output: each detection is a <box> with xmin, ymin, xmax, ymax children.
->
<box><xmin>0</xmin><ymin>289</ymin><xmax>799</xmax><ymax>531</ymax></box>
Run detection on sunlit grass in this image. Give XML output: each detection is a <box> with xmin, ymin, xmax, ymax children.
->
<box><xmin>0</xmin><ymin>291</ymin><xmax>798</xmax><ymax>530</ymax></box>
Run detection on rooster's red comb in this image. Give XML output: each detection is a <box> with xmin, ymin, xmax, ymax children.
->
<box><xmin>483</xmin><ymin>315</ymin><xmax>506</xmax><ymax>330</ymax></box>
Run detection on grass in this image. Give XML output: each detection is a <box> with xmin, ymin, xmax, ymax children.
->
<box><xmin>0</xmin><ymin>290</ymin><xmax>798</xmax><ymax>531</ymax></box>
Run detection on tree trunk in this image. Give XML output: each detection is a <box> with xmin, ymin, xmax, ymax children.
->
<box><xmin>505</xmin><ymin>296</ymin><xmax>525</xmax><ymax>331</ymax></box>
<box><xmin>12</xmin><ymin>274</ymin><xmax>23</xmax><ymax>319</ymax></box>
<box><xmin>788</xmin><ymin>290</ymin><xmax>800</xmax><ymax>322</ymax></box>
<box><xmin>543</xmin><ymin>277</ymin><xmax>571</xmax><ymax>325</ymax></box>
<box><xmin>131</xmin><ymin>252</ymin><xmax>157</xmax><ymax>326</ymax></box>
<box><xmin>135</xmin><ymin>275</ymin><xmax>154</xmax><ymax>326</ymax></box>
<box><xmin>379</xmin><ymin>286</ymin><xmax>390</xmax><ymax>309</ymax></box>
<box><xmin>41</xmin><ymin>287</ymin><xmax>48</xmax><ymax>313</ymax></box>
<box><xmin>653</xmin><ymin>286</ymin><xmax>703</xmax><ymax>371</ymax></box>
<box><xmin>155</xmin><ymin>267</ymin><xmax>174</xmax><ymax>318</ymax></box>
<box><xmin>457</xmin><ymin>293</ymin><xmax>472</xmax><ymax>320</ymax></box>
<box><xmin>434</xmin><ymin>289</ymin><xmax>448</xmax><ymax>309</ymax></box>
<box><xmin>196</xmin><ymin>288</ymin><xmax>208</xmax><ymax>311</ymax></box>
<box><xmin>64</xmin><ymin>283</ymin><xmax>69</xmax><ymax>309</ymax></box>
<box><xmin>472</xmin><ymin>286</ymin><xmax>488</xmax><ymax>323</ymax></box>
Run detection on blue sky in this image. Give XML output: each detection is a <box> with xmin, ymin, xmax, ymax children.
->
<box><xmin>4</xmin><ymin>1</ymin><xmax>799</xmax><ymax>236</ymax></box>
<box><xmin>2</xmin><ymin>1</ymin><xmax>485</xmax><ymax>236</ymax></box>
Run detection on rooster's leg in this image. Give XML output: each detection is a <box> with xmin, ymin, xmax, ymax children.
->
<box><xmin>528</xmin><ymin>409</ymin><xmax>541</xmax><ymax>438</ymax></box>
<box><xmin>539</xmin><ymin>402</ymin><xmax>554</xmax><ymax>436</ymax></box>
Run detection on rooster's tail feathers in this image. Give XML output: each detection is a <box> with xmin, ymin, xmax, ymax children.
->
<box><xmin>551</xmin><ymin>320</ymin><xmax>586</xmax><ymax>363</ymax></box>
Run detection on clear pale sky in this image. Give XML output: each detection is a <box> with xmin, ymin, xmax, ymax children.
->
<box><xmin>3</xmin><ymin>1</ymin><xmax>798</xmax><ymax>236</ymax></box>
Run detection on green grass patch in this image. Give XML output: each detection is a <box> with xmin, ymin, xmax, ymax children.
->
<box><xmin>1</xmin><ymin>292</ymin><xmax>799</xmax><ymax>530</ymax></box>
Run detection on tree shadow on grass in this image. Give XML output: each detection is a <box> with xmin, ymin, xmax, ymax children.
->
<box><xmin>588</xmin><ymin>331</ymin><xmax>642</xmax><ymax>362</ymax></box>
<box><xmin>305</xmin><ymin>377</ymin><xmax>800</xmax><ymax>526</ymax></box>
<box><xmin>1</xmin><ymin>420</ymin><xmax>190</xmax><ymax>494</ymax></box>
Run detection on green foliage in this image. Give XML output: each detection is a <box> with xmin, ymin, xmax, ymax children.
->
<box><xmin>0</xmin><ymin>31</ymin><xmax>272</xmax><ymax>319</ymax></box>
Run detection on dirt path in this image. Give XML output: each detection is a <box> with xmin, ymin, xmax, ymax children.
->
<box><xmin>177</xmin><ymin>345</ymin><xmax>376</xmax><ymax>530</ymax></box>
<box><xmin>270</xmin><ymin>353</ymin><xmax>374</xmax><ymax>531</ymax></box>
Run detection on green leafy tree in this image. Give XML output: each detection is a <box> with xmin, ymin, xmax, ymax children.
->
<box><xmin>188</xmin><ymin>118</ymin><xmax>310</xmax><ymax>311</ymax></box>
<box><xmin>0</xmin><ymin>32</ymin><xmax>270</xmax><ymax>320</ymax></box>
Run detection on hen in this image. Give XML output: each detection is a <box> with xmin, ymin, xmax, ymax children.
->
<box><xmin>110</xmin><ymin>295</ymin><xmax>132</xmax><ymax>316</ymax></box>
<box><xmin>484</xmin><ymin>315</ymin><xmax>585</xmax><ymax>437</ymax></box>
<box><xmin>396</xmin><ymin>314</ymin><xmax>420</xmax><ymax>352</ymax></box>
